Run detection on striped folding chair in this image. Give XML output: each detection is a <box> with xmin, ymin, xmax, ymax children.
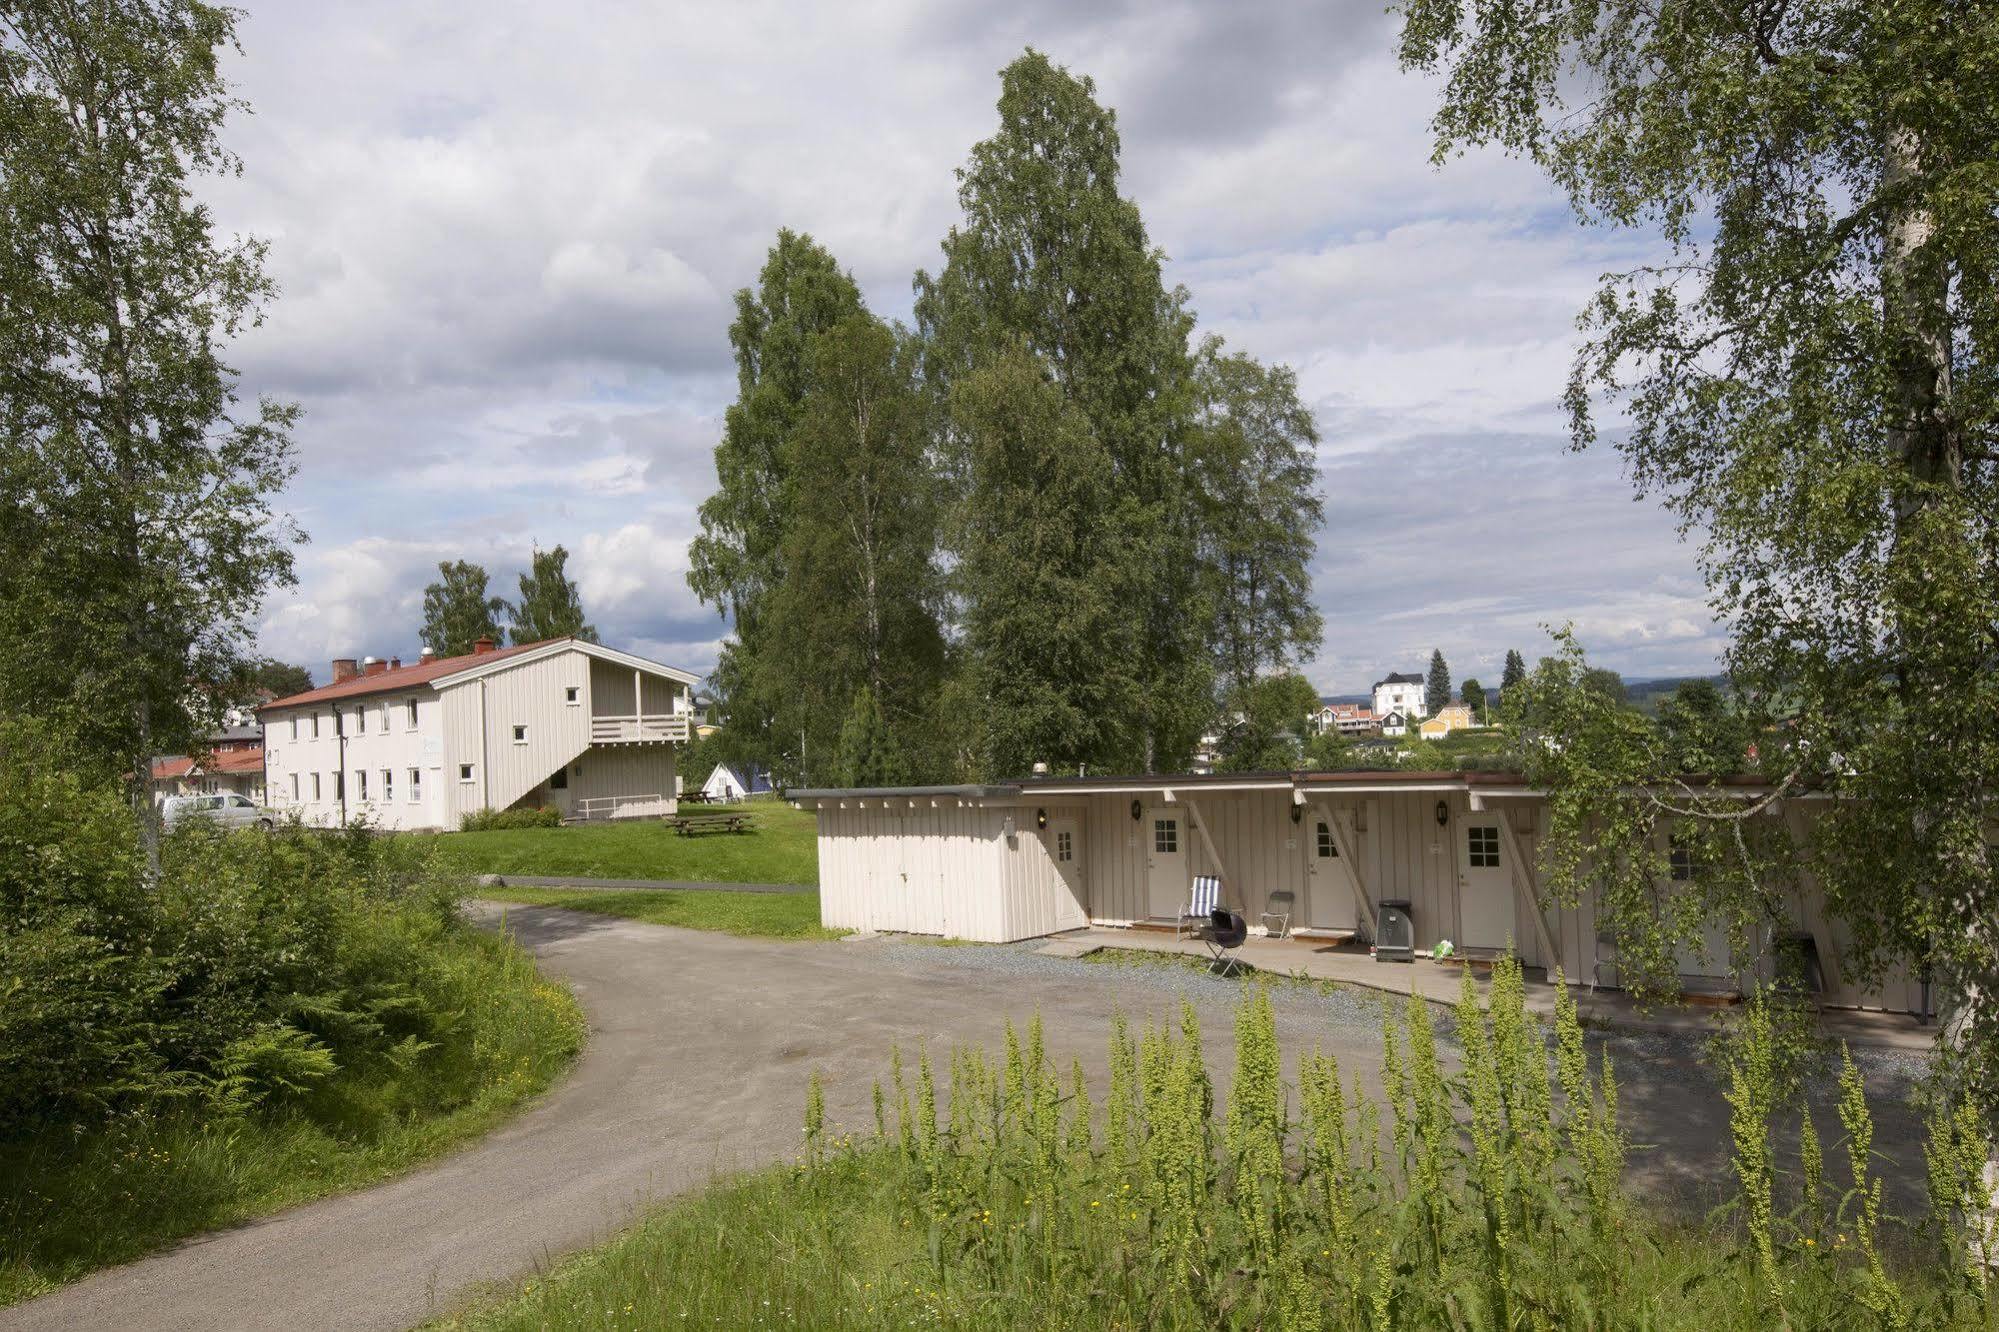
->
<box><xmin>1177</xmin><ymin>874</ymin><xmax>1221</xmax><ymax>940</ymax></box>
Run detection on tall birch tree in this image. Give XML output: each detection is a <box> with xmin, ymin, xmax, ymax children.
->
<box><xmin>0</xmin><ymin>2</ymin><xmax>299</xmax><ymax>862</ymax></box>
<box><xmin>1399</xmin><ymin>2</ymin><xmax>1999</xmax><ymax>1082</ymax></box>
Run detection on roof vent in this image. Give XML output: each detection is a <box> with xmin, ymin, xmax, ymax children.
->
<box><xmin>365</xmin><ymin>658</ymin><xmax>389</xmax><ymax>676</ymax></box>
<box><xmin>419</xmin><ymin>647</ymin><xmax>435</xmax><ymax>661</ymax></box>
<box><xmin>1031</xmin><ymin>761</ymin><xmax>1050</xmax><ymax>776</ymax></box>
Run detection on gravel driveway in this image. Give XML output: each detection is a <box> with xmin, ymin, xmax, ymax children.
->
<box><xmin>0</xmin><ymin>903</ymin><xmax>1934</xmax><ymax>1332</ymax></box>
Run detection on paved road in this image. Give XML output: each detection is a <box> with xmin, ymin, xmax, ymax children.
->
<box><xmin>2</xmin><ymin>905</ymin><xmax>1930</xmax><ymax>1332</ymax></box>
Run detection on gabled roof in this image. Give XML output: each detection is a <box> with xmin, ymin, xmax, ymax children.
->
<box><xmin>1374</xmin><ymin>672</ymin><xmax>1424</xmax><ymax>687</ymax></box>
<box><xmin>256</xmin><ymin>637</ymin><xmax>699</xmax><ymax>712</ymax></box>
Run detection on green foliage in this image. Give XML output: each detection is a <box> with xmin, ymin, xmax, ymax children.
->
<box><xmin>1499</xmin><ymin>649</ymin><xmax>1526</xmax><ymax>697</ymax></box>
<box><xmin>458</xmin><ymin>806</ymin><xmax>562</xmax><ymax>832</ymax></box>
<box><xmin>1191</xmin><ymin>341</ymin><xmax>1325</xmax><ymax>719</ymax></box>
<box><xmin>1656</xmin><ymin>678</ymin><xmax>1750</xmax><ymax>774</ymax></box>
<box><xmin>0</xmin><ymin>1</ymin><xmax>300</xmax><ymax>804</ymax></box>
<box><xmin>1301</xmin><ymin>727</ymin><xmax>1353</xmax><ymax>772</ymax></box>
<box><xmin>421</xmin><ymin>561</ymin><xmax>507</xmax><ymax>658</ymax></box>
<box><xmin>1217</xmin><ymin>673</ymin><xmax>1319</xmax><ymax>773</ymax></box>
<box><xmin>454</xmin><ymin>960</ymin><xmax>1985</xmax><ymax>1329</ymax></box>
<box><xmin>835</xmin><ymin>686</ymin><xmax>910</xmax><ymax>788</ymax></box>
<box><xmin>1459</xmin><ymin>677</ymin><xmax>1485</xmax><ymax>718</ymax></box>
<box><xmin>768</xmin><ymin>316</ymin><xmax>946</xmax><ymax>784</ymax></box>
<box><xmin>689</xmin><ymin>230</ymin><xmax>868</xmax><ymax>782</ymax></box>
<box><xmin>232</xmin><ymin>658</ymin><xmax>313</xmax><ymax>705</ymax></box>
<box><xmin>432</xmin><ymin>800</ymin><xmax>819</xmax><ymax>885</ymax></box>
<box><xmin>1396</xmin><ymin>0</ymin><xmax>1999</xmax><ymax>1098</ymax></box>
<box><xmin>1424</xmin><ymin>650</ymin><xmax>1450</xmax><ymax>717</ymax></box>
<box><xmin>505</xmin><ymin>545</ymin><xmax>596</xmax><ymax>645</ymax></box>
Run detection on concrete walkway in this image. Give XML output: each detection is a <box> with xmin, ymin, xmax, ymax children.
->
<box><xmin>477</xmin><ymin>873</ymin><xmax>812</xmax><ymax>894</ymax></box>
<box><xmin>0</xmin><ymin>905</ymin><xmax>1933</xmax><ymax>1332</ymax></box>
<box><xmin>1049</xmin><ymin>926</ymin><xmax>1941</xmax><ymax>1052</ymax></box>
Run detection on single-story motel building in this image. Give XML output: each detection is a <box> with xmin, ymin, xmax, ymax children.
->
<box><xmin>792</xmin><ymin>770</ymin><xmax>1931</xmax><ymax>1016</ymax></box>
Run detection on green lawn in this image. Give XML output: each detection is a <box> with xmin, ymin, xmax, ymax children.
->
<box><xmin>429</xmin><ymin>797</ymin><xmax>818</xmax><ymax>884</ymax></box>
<box><xmin>479</xmin><ymin>886</ymin><xmax>843</xmax><ymax>941</ymax></box>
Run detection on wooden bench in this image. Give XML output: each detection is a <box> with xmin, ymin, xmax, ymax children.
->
<box><xmin>666</xmin><ymin>811</ymin><xmax>756</xmax><ymax>836</ymax></box>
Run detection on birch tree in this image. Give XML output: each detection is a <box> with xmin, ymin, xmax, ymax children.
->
<box><xmin>1398</xmin><ymin>2</ymin><xmax>1999</xmax><ymax>1085</ymax></box>
<box><xmin>0</xmin><ymin>2</ymin><xmax>299</xmax><ymax>863</ymax></box>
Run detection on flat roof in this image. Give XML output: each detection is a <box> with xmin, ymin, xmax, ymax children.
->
<box><xmin>789</xmin><ymin>768</ymin><xmax>1786</xmax><ymax>803</ymax></box>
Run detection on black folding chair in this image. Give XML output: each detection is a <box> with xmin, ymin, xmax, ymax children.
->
<box><xmin>1205</xmin><ymin>908</ymin><xmax>1249</xmax><ymax>978</ymax></box>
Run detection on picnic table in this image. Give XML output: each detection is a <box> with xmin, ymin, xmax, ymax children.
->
<box><xmin>666</xmin><ymin>810</ymin><xmax>756</xmax><ymax>836</ymax></box>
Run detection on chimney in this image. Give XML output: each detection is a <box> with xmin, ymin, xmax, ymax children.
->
<box><xmin>473</xmin><ymin>636</ymin><xmax>495</xmax><ymax>655</ymax></box>
<box><xmin>365</xmin><ymin>657</ymin><xmax>388</xmax><ymax>676</ymax></box>
<box><xmin>331</xmin><ymin>658</ymin><xmax>358</xmax><ymax>683</ymax></box>
<box><xmin>389</xmin><ymin>657</ymin><xmax>402</xmax><ymax>671</ymax></box>
<box><xmin>419</xmin><ymin>647</ymin><xmax>435</xmax><ymax>661</ymax></box>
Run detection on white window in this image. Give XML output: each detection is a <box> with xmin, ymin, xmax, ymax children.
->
<box><xmin>1317</xmin><ymin>822</ymin><xmax>1337</xmax><ymax>858</ymax></box>
<box><xmin>355</xmin><ymin>706</ymin><xmax>366</xmax><ymax>734</ymax></box>
<box><xmin>1153</xmin><ymin>818</ymin><xmax>1178</xmax><ymax>855</ymax></box>
<box><xmin>311</xmin><ymin>772</ymin><xmax>322</xmax><ymax>800</ymax></box>
<box><xmin>512</xmin><ymin>724</ymin><xmax>527</xmax><ymax>744</ymax></box>
<box><xmin>290</xmin><ymin>773</ymin><xmax>299</xmax><ymax>802</ymax></box>
<box><xmin>409</xmin><ymin>768</ymin><xmax>422</xmax><ymax>802</ymax></box>
<box><xmin>1056</xmin><ymin>830</ymin><xmax>1073</xmax><ymax>862</ymax></box>
<box><xmin>406</xmin><ymin>698</ymin><xmax>419</xmax><ymax>729</ymax></box>
<box><xmin>357</xmin><ymin>769</ymin><xmax>368</xmax><ymax>800</ymax></box>
<box><xmin>289</xmin><ymin>716</ymin><xmax>298</xmax><ymax>741</ymax></box>
<box><xmin>334</xmin><ymin>771</ymin><xmax>344</xmax><ymax>799</ymax></box>
<box><xmin>564</xmin><ymin>686</ymin><xmax>580</xmax><ymax>705</ymax></box>
<box><xmin>311</xmin><ymin>712</ymin><xmax>321</xmax><ymax>739</ymax></box>
<box><xmin>382</xmin><ymin>768</ymin><xmax>393</xmax><ymax>801</ymax></box>
<box><xmin>459</xmin><ymin>763</ymin><xmax>475</xmax><ymax>783</ymax></box>
<box><xmin>1467</xmin><ymin>825</ymin><xmax>1500</xmax><ymax>869</ymax></box>
<box><xmin>380</xmin><ymin>703</ymin><xmax>391</xmax><ymax>731</ymax></box>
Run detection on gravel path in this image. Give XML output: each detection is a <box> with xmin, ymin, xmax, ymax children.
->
<box><xmin>0</xmin><ymin>906</ymin><xmax>1934</xmax><ymax>1332</ymax></box>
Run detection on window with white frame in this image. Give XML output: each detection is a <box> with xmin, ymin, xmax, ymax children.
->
<box><xmin>1317</xmin><ymin>821</ymin><xmax>1337</xmax><ymax>858</ymax></box>
<box><xmin>1467</xmin><ymin>825</ymin><xmax>1501</xmax><ymax>869</ymax></box>
<box><xmin>355</xmin><ymin>706</ymin><xmax>366</xmax><ymax>734</ymax></box>
<box><xmin>289</xmin><ymin>716</ymin><xmax>298</xmax><ymax>741</ymax></box>
<box><xmin>1153</xmin><ymin>818</ymin><xmax>1178</xmax><ymax>854</ymax></box>
<box><xmin>564</xmin><ymin>686</ymin><xmax>580</xmax><ymax>705</ymax></box>
<box><xmin>311</xmin><ymin>712</ymin><xmax>321</xmax><ymax>739</ymax></box>
<box><xmin>459</xmin><ymin>763</ymin><xmax>475</xmax><ymax>783</ymax></box>
<box><xmin>290</xmin><ymin>773</ymin><xmax>299</xmax><ymax>802</ymax></box>
<box><xmin>357</xmin><ymin>769</ymin><xmax>368</xmax><ymax>800</ymax></box>
<box><xmin>512</xmin><ymin>724</ymin><xmax>527</xmax><ymax>744</ymax></box>
<box><xmin>311</xmin><ymin>772</ymin><xmax>322</xmax><ymax>800</ymax></box>
<box><xmin>409</xmin><ymin>767</ymin><xmax>422</xmax><ymax>802</ymax></box>
<box><xmin>382</xmin><ymin>768</ymin><xmax>393</xmax><ymax>801</ymax></box>
<box><xmin>1056</xmin><ymin>829</ymin><xmax>1073</xmax><ymax>862</ymax></box>
<box><xmin>334</xmin><ymin>771</ymin><xmax>344</xmax><ymax>799</ymax></box>
<box><xmin>380</xmin><ymin>702</ymin><xmax>391</xmax><ymax>731</ymax></box>
<box><xmin>406</xmin><ymin>698</ymin><xmax>419</xmax><ymax>728</ymax></box>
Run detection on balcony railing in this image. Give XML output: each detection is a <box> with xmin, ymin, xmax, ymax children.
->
<box><xmin>590</xmin><ymin>713</ymin><xmax>690</xmax><ymax>744</ymax></box>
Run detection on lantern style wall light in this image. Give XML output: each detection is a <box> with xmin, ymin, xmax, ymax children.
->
<box><xmin>1290</xmin><ymin>802</ymin><xmax>1303</xmax><ymax>824</ymax></box>
<box><xmin>1035</xmin><ymin>807</ymin><xmax>1048</xmax><ymax>831</ymax></box>
<box><xmin>1131</xmin><ymin>799</ymin><xmax>1143</xmax><ymax>821</ymax></box>
<box><xmin>1435</xmin><ymin>800</ymin><xmax>1450</xmax><ymax>827</ymax></box>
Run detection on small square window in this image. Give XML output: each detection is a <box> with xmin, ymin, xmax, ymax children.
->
<box><xmin>1467</xmin><ymin>825</ymin><xmax>1500</xmax><ymax>869</ymax></box>
<box><xmin>512</xmin><ymin>724</ymin><xmax>527</xmax><ymax>744</ymax></box>
<box><xmin>459</xmin><ymin>763</ymin><xmax>475</xmax><ymax>783</ymax></box>
<box><xmin>1153</xmin><ymin>818</ymin><xmax>1178</xmax><ymax>855</ymax></box>
<box><xmin>564</xmin><ymin>686</ymin><xmax>580</xmax><ymax>705</ymax></box>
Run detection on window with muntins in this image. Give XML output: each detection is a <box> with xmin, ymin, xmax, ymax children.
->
<box><xmin>1467</xmin><ymin>825</ymin><xmax>1500</xmax><ymax>869</ymax></box>
<box><xmin>1056</xmin><ymin>830</ymin><xmax>1073</xmax><ymax>862</ymax></box>
<box><xmin>1153</xmin><ymin>818</ymin><xmax>1178</xmax><ymax>855</ymax></box>
<box><xmin>1316</xmin><ymin>821</ymin><xmax>1337</xmax><ymax>858</ymax></box>
<box><xmin>1669</xmin><ymin>834</ymin><xmax>1706</xmax><ymax>882</ymax></box>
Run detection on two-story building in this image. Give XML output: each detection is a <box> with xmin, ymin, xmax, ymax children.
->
<box><xmin>258</xmin><ymin>636</ymin><xmax>698</xmax><ymax>830</ymax></box>
<box><xmin>1371</xmin><ymin>672</ymin><xmax>1428</xmax><ymax>721</ymax></box>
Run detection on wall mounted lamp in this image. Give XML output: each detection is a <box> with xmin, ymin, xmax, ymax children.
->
<box><xmin>1435</xmin><ymin>800</ymin><xmax>1450</xmax><ymax>827</ymax></box>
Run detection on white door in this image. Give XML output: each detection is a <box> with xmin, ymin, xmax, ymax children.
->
<box><xmin>1048</xmin><ymin>818</ymin><xmax>1088</xmax><ymax>930</ymax></box>
<box><xmin>1145</xmin><ymin>808</ymin><xmax>1188</xmax><ymax>919</ymax></box>
<box><xmin>1303</xmin><ymin>812</ymin><xmax>1359</xmax><ymax>931</ymax></box>
<box><xmin>1458</xmin><ymin>819</ymin><xmax>1515</xmax><ymax>950</ymax></box>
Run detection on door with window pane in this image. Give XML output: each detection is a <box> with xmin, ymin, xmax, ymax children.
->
<box><xmin>1458</xmin><ymin>820</ymin><xmax>1513</xmax><ymax>949</ymax></box>
<box><xmin>1145</xmin><ymin>809</ymin><xmax>1187</xmax><ymax>919</ymax></box>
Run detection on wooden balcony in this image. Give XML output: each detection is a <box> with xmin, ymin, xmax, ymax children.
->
<box><xmin>589</xmin><ymin>713</ymin><xmax>690</xmax><ymax>744</ymax></box>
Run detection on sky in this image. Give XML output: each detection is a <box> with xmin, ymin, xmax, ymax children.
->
<box><xmin>211</xmin><ymin>0</ymin><xmax>1726</xmax><ymax>697</ymax></box>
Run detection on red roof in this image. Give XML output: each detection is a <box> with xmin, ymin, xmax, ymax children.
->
<box><xmin>258</xmin><ymin>639</ymin><xmax>563</xmax><ymax>711</ymax></box>
<box><xmin>151</xmin><ymin>745</ymin><xmax>263</xmax><ymax>779</ymax></box>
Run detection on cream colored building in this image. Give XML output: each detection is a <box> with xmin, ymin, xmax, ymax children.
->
<box><xmin>259</xmin><ymin>636</ymin><xmax>698</xmax><ymax>830</ymax></box>
<box><xmin>792</xmin><ymin>770</ymin><xmax>1932</xmax><ymax>1016</ymax></box>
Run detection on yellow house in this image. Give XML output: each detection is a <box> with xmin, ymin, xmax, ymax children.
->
<box><xmin>1419</xmin><ymin>703</ymin><xmax>1478</xmax><ymax>739</ymax></box>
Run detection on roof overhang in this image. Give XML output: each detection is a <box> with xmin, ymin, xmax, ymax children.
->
<box><xmin>434</xmin><ymin>639</ymin><xmax>700</xmax><ymax>689</ymax></box>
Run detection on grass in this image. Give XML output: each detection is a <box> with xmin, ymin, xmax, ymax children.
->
<box><xmin>0</xmin><ymin>920</ymin><xmax>584</xmax><ymax>1307</ymax></box>
<box><xmin>442</xmin><ymin>962</ymin><xmax>1988</xmax><ymax>1331</ymax></box>
<box><xmin>427</xmin><ymin>796</ymin><xmax>818</xmax><ymax>885</ymax></box>
<box><xmin>477</xmin><ymin>886</ymin><xmax>845</xmax><ymax>940</ymax></box>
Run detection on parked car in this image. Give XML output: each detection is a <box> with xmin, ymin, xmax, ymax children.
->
<box><xmin>162</xmin><ymin>792</ymin><xmax>271</xmax><ymax>831</ymax></box>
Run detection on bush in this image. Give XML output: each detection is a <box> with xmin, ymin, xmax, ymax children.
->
<box><xmin>459</xmin><ymin>806</ymin><xmax>563</xmax><ymax>832</ymax></box>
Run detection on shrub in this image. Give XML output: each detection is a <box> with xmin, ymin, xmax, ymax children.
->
<box><xmin>459</xmin><ymin>806</ymin><xmax>563</xmax><ymax>832</ymax></box>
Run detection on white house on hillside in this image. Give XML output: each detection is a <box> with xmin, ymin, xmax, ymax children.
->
<box><xmin>259</xmin><ymin>636</ymin><xmax>699</xmax><ymax>830</ymax></box>
<box><xmin>1372</xmin><ymin>672</ymin><xmax>1427</xmax><ymax>721</ymax></box>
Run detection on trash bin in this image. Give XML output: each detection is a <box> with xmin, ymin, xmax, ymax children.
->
<box><xmin>1376</xmin><ymin>900</ymin><xmax>1414</xmax><ymax>963</ymax></box>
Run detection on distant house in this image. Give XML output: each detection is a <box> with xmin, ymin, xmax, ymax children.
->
<box><xmin>703</xmin><ymin>762</ymin><xmax>773</xmax><ymax>802</ymax></box>
<box><xmin>259</xmin><ymin>636</ymin><xmax>698</xmax><ymax>830</ymax></box>
<box><xmin>1418</xmin><ymin>703</ymin><xmax>1478</xmax><ymax>740</ymax></box>
<box><xmin>1379</xmin><ymin>709</ymin><xmax>1408</xmax><ymax>737</ymax></box>
<box><xmin>689</xmin><ymin>691</ymin><xmax>723</xmax><ymax>739</ymax></box>
<box><xmin>1372</xmin><ymin>672</ymin><xmax>1427</xmax><ymax>721</ymax></box>
<box><xmin>150</xmin><ymin>725</ymin><xmax>265</xmax><ymax>804</ymax></box>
